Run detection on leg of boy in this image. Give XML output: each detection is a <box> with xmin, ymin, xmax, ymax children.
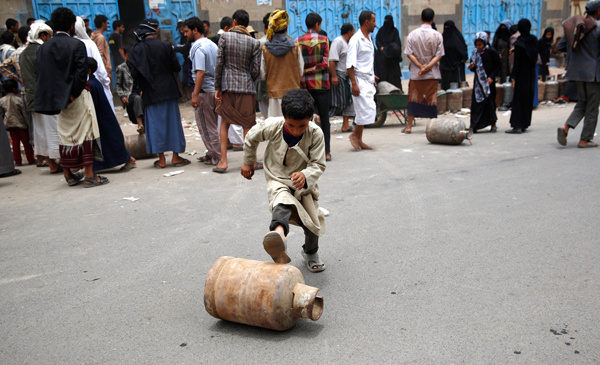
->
<box><xmin>264</xmin><ymin>204</ymin><xmax>292</xmax><ymax>264</ymax></box>
<box><xmin>7</xmin><ymin>128</ymin><xmax>22</xmax><ymax>165</ymax></box>
<box><xmin>300</xmin><ymin>223</ymin><xmax>325</xmax><ymax>272</ymax></box>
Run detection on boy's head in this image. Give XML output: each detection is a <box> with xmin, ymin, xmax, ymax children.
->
<box><xmin>0</xmin><ymin>31</ymin><xmax>15</xmax><ymax>46</ymax></box>
<box><xmin>94</xmin><ymin>15</ymin><xmax>108</xmax><ymax>31</ymax></box>
<box><xmin>17</xmin><ymin>26</ymin><xmax>29</xmax><ymax>44</ymax></box>
<box><xmin>2</xmin><ymin>79</ymin><xmax>18</xmax><ymax>95</ymax></box>
<box><xmin>87</xmin><ymin>57</ymin><xmax>98</xmax><ymax>75</ymax></box>
<box><xmin>281</xmin><ymin>89</ymin><xmax>314</xmax><ymax>136</ymax></box>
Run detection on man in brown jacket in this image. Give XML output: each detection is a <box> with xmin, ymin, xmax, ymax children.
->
<box><xmin>91</xmin><ymin>15</ymin><xmax>112</xmax><ymax>81</ymax></box>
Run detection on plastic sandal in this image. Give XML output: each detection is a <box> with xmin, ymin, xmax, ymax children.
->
<box><xmin>263</xmin><ymin>232</ymin><xmax>291</xmax><ymax>264</ymax></box>
<box><xmin>301</xmin><ymin>251</ymin><xmax>326</xmax><ymax>272</ymax></box>
<box><xmin>172</xmin><ymin>158</ymin><xmax>191</xmax><ymax>167</ymax></box>
<box><xmin>83</xmin><ymin>175</ymin><xmax>110</xmax><ymax>188</ymax></box>
<box><xmin>65</xmin><ymin>171</ymin><xmax>84</xmax><ymax>186</ymax></box>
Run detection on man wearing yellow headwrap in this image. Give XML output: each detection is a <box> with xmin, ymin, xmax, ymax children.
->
<box><xmin>260</xmin><ymin>10</ymin><xmax>304</xmax><ymax>117</ymax></box>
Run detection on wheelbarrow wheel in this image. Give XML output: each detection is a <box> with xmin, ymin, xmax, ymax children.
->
<box><xmin>365</xmin><ymin>100</ymin><xmax>387</xmax><ymax>128</ymax></box>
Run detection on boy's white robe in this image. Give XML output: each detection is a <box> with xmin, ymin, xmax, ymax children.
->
<box><xmin>244</xmin><ymin>117</ymin><xmax>326</xmax><ymax>236</ymax></box>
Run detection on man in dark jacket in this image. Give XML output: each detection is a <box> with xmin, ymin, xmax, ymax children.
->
<box><xmin>129</xmin><ymin>19</ymin><xmax>188</xmax><ymax>168</ymax></box>
<box><xmin>34</xmin><ymin>7</ymin><xmax>108</xmax><ymax>188</ymax></box>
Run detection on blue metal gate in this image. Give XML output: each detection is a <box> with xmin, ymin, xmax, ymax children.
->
<box><xmin>287</xmin><ymin>0</ymin><xmax>401</xmax><ymax>41</ymax></box>
<box><xmin>32</xmin><ymin>0</ymin><xmax>120</xmax><ymax>34</ymax></box>
<box><xmin>144</xmin><ymin>0</ymin><xmax>196</xmax><ymax>45</ymax></box>
<box><xmin>463</xmin><ymin>0</ymin><xmax>541</xmax><ymax>47</ymax></box>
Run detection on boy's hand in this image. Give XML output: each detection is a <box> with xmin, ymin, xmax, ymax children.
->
<box><xmin>291</xmin><ymin>172</ymin><xmax>305</xmax><ymax>190</ymax></box>
<box><xmin>241</xmin><ymin>163</ymin><xmax>254</xmax><ymax>180</ymax></box>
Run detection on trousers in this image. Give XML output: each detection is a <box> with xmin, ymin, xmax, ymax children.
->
<box><xmin>269</xmin><ymin>204</ymin><xmax>318</xmax><ymax>254</ymax></box>
<box><xmin>8</xmin><ymin>128</ymin><xmax>34</xmax><ymax>165</ymax></box>
<box><xmin>308</xmin><ymin>89</ymin><xmax>331</xmax><ymax>154</ymax></box>
<box><xmin>565</xmin><ymin>81</ymin><xmax>600</xmax><ymax>141</ymax></box>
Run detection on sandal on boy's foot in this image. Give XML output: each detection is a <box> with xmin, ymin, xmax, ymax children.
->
<box><xmin>65</xmin><ymin>171</ymin><xmax>85</xmax><ymax>186</ymax></box>
<box><xmin>301</xmin><ymin>251</ymin><xmax>326</xmax><ymax>272</ymax></box>
<box><xmin>212</xmin><ymin>167</ymin><xmax>227</xmax><ymax>173</ymax></box>
<box><xmin>172</xmin><ymin>158</ymin><xmax>191</xmax><ymax>167</ymax></box>
<box><xmin>557</xmin><ymin>127</ymin><xmax>568</xmax><ymax>146</ymax></box>
<box><xmin>263</xmin><ymin>231</ymin><xmax>291</xmax><ymax>264</ymax></box>
<box><xmin>83</xmin><ymin>175</ymin><xmax>109</xmax><ymax>188</ymax></box>
<box><xmin>153</xmin><ymin>160</ymin><xmax>166</xmax><ymax>168</ymax></box>
<box><xmin>0</xmin><ymin>169</ymin><xmax>21</xmax><ymax>178</ymax></box>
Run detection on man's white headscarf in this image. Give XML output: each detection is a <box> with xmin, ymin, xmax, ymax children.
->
<box><xmin>27</xmin><ymin>20</ymin><xmax>53</xmax><ymax>45</ymax></box>
<box><xmin>74</xmin><ymin>16</ymin><xmax>90</xmax><ymax>40</ymax></box>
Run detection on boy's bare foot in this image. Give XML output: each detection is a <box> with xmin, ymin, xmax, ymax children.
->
<box><xmin>349</xmin><ymin>134</ymin><xmax>361</xmax><ymax>150</ymax></box>
<box><xmin>263</xmin><ymin>231</ymin><xmax>291</xmax><ymax>264</ymax></box>
<box><xmin>359</xmin><ymin>142</ymin><xmax>373</xmax><ymax>150</ymax></box>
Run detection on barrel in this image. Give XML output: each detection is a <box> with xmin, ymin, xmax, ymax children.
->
<box><xmin>437</xmin><ymin>92</ymin><xmax>447</xmax><ymax>114</ymax></box>
<box><xmin>204</xmin><ymin>257</ymin><xmax>323</xmax><ymax>331</ymax></box>
<box><xmin>446</xmin><ymin>89</ymin><xmax>463</xmax><ymax>112</ymax></box>
<box><xmin>124</xmin><ymin>134</ymin><xmax>156</xmax><ymax>159</ymax></box>
<box><xmin>426</xmin><ymin>118</ymin><xmax>470</xmax><ymax>145</ymax></box>
<box><xmin>461</xmin><ymin>86</ymin><xmax>472</xmax><ymax>108</ymax></box>
<box><xmin>545</xmin><ymin>80</ymin><xmax>559</xmax><ymax>100</ymax></box>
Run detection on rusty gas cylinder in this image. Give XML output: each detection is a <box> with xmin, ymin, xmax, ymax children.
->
<box><xmin>124</xmin><ymin>134</ymin><xmax>156</xmax><ymax>159</ymax></box>
<box><xmin>446</xmin><ymin>89</ymin><xmax>463</xmax><ymax>112</ymax></box>
<box><xmin>204</xmin><ymin>257</ymin><xmax>323</xmax><ymax>331</ymax></box>
<box><xmin>495</xmin><ymin>86</ymin><xmax>504</xmax><ymax>107</ymax></box>
<box><xmin>461</xmin><ymin>86</ymin><xmax>472</xmax><ymax>108</ymax></box>
<box><xmin>545</xmin><ymin>81</ymin><xmax>559</xmax><ymax>100</ymax></box>
<box><xmin>538</xmin><ymin>80</ymin><xmax>545</xmax><ymax>102</ymax></box>
<box><xmin>426</xmin><ymin>118</ymin><xmax>470</xmax><ymax>145</ymax></box>
<box><xmin>437</xmin><ymin>92</ymin><xmax>447</xmax><ymax>114</ymax></box>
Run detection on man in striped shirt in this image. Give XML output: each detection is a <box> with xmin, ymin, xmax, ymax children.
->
<box><xmin>296</xmin><ymin>13</ymin><xmax>332</xmax><ymax>161</ymax></box>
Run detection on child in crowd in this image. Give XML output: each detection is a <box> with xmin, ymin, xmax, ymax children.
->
<box><xmin>0</xmin><ymin>79</ymin><xmax>34</xmax><ymax>165</ymax></box>
<box><xmin>115</xmin><ymin>47</ymin><xmax>145</xmax><ymax>134</ymax></box>
<box><xmin>241</xmin><ymin>89</ymin><xmax>327</xmax><ymax>272</ymax></box>
<box><xmin>468</xmin><ymin>32</ymin><xmax>500</xmax><ymax>133</ymax></box>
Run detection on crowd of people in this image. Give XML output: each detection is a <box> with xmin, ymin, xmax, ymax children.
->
<box><xmin>1</xmin><ymin>3</ymin><xmax>600</xmax><ymax>183</ymax></box>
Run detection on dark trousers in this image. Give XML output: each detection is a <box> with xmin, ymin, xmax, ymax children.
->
<box><xmin>565</xmin><ymin>81</ymin><xmax>600</xmax><ymax>141</ymax></box>
<box><xmin>269</xmin><ymin>204</ymin><xmax>318</xmax><ymax>254</ymax></box>
<box><xmin>308</xmin><ymin>89</ymin><xmax>331</xmax><ymax>154</ymax></box>
<box><xmin>8</xmin><ymin>128</ymin><xmax>34</xmax><ymax>165</ymax></box>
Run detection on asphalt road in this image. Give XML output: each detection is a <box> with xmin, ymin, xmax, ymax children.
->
<box><xmin>1</xmin><ymin>101</ymin><xmax>599</xmax><ymax>364</ymax></box>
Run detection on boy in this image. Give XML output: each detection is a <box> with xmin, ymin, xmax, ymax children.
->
<box><xmin>241</xmin><ymin>89</ymin><xmax>326</xmax><ymax>272</ymax></box>
<box><xmin>0</xmin><ymin>79</ymin><xmax>34</xmax><ymax>165</ymax></box>
<box><xmin>115</xmin><ymin>47</ymin><xmax>144</xmax><ymax>133</ymax></box>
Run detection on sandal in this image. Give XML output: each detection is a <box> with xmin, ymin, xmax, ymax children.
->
<box><xmin>120</xmin><ymin>161</ymin><xmax>137</xmax><ymax>172</ymax></box>
<box><xmin>65</xmin><ymin>171</ymin><xmax>85</xmax><ymax>186</ymax></box>
<box><xmin>263</xmin><ymin>232</ymin><xmax>291</xmax><ymax>264</ymax></box>
<box><xmin>0</xmin><ymin>169</ymin><xmax>21</xmax><ymax>178</ymax></box>
<box><xmin>83</xmin><ymin>175</ymin><xmax>109</xmax><ymax>188</ymax></box>
<box><xmin>402</xmin><ymin>128</ymin><xmax>412</xmax><ymax>134</ymax></box>
<box><xmin>301</xmin><ymin>251</ymin><xmax>326</xmax><ymax>272</ymax></box>
<box><xmin>212</xmin><ymin>167</ymin><xmax>227</xmax><ymax>173</ymax></box>
<box><xmin>197</xmin><ymin>155</ymin><xmax>211</xmax><ymax>162</ymax></box>
<box><xmin>153</xmin><ymin>160</ymin><xmax>166</xmax><ymax>168</ymax></box>
<box><xmin>557</xmin><ymin>127</ymin><xmax>568</xmax><ymax>146</ymax></box>
<box><xmin>50</xmin><ymin>166</ymin><xmax>64</xmax><ymax>174</ymax></box>
<box><xmin>172</xmin><ymin>158</ymin><xmax>191</xmax><ymax>167</ymax></box>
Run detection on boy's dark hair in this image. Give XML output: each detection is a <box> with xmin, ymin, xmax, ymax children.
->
<box><xmin>359</xmin><ymin>11</ymin><xmax>374</xmax><ymax>26</ymax></box>
<box><xmin>2</xmin><ymin>79</ymin><xmax>18</xmax><ymax>94</ymax></box>
<box><xmin>305</xmin><ymin>13</ymin><xmax>322</xmax><ymax>29</ymax></box>
<box><xmin>0</xmin><ymin>31</ymin><xmax>15</xmax><ymax>45</ymax></box>
<box><xmin>263</xmin><ymin>13</ymin><xmax>271</xmax><ymax>29</ymax></box>
<box><xmin>220</xmin><ymin>17</ymin><xmax>233</xmax><ymax>30</ymax></box>
<box><xmin>5</xmin><ymin>19</ymin><xmax>18</xmax><ymax>29</ymax></box>
<box><xmin>27</xmin><ymin>18</ymin><xmax>36</xmax><ymax>25</ymax></box>
<box><xmin>50</xmin><ymin>7</ymin><xmax>76</xmax><ymax>32</ymax></box>
<box><xmin>113</xmin><ymin>20</ymin><xmax>123</xmax><ymax>29</ymax></box>
<box><xmin>281</xmin><ymin>89</ymin><xmax>314</xmax><ymax>120</ymax></box>
<box><xmin>94</xmin><ymin>15</ymin><xmax>108</xmax><ymax>29</ymax></box>
<box><xmin>17</xmin><ymin>26</ymin><xmax>29</xmax><ymax>44</ymax></box>
<box><xmin>232</xmin><ymin>10</ymin><xmax>250</xmax><ymax>27</ymax></box>
<box><xmin>87</xmin><ymin>57</ymin><xmax>98</xmax><ymax>73</ymax></box>
<box><xmin>341</xmin><ymin>23</ymin><xmax>354</xmax><ymax>35</ymax></box>
<box><xmin>421</xmin><ymin>8</ymin><xmax>435</xmax><ymax>22</ymax></box>
<box><xmin>185</xmin><ymin>17</ymin><xmax>204</xmax><ymax>34</ymax></box>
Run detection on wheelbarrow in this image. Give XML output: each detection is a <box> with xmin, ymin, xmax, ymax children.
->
<box><xmin>367</xmin><ymin>93</ymin><xmax>409</xmax><ymax>128</ymax></box>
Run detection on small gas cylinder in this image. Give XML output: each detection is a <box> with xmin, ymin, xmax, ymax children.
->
<box><xmin>538</xmin><ymin>80</ymin><xmax>545</xmax><ymax>102</ymax></box>
<box><xmin>204</xmin><ymin>257</ymin><xmax>323</xmax><ymax>331</ymax></box>
<box><xmin>426</xmin><ymin>118</ymin><xmax>470</xmax><ymax>145</ymax></box>
<box><xmin>446</xmin><ymin>89</ymin><xmax>463</xmax><ymax>112</ymax></box>
<box><xmin>124</xmin><ymin>134</ymin><xmax>156</xmax><ymax>159</ymax></box>
<box><xmin>460</xmin><ymin>86</ymin><xmax>472</xmax><ymax>108</ymax></box>
<box><xmin>437</xmin><ymin>92</ymin><xmax>447</xmax><ymax>114</ymax></box>
<box><xmin>545</xmin><ymin>81</ymin><xmax>559</xmax><ymax>100</ymax></box>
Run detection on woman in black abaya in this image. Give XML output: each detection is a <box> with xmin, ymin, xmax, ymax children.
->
<box><xmin>492</xmin><ymin>19</ymin><xmax>513</xmax><ymax>82</ymax></box>
<box><xmin>538</xmin><ymin>27</ymin><xmax>554</xmax><ymax>81</ymax></box>
<box><xmin>507</xmin><ymin>19</ymin><xmax>538</xmax><ymax>134</ymax></box>
<box><xmin>375</xmin><ymin>15</ymin><xmax>402</xmax><ymax>90</ymax></box>
<box><xmin>440</xmin><ymin>20</ymin><xmax>468</xmax><ymax>90</ymax></box>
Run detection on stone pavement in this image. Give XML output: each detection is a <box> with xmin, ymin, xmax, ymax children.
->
<box><xmin>1</xmin><ymin>100</ymin><xmax>599</xmax><ymax>363</ymax></box>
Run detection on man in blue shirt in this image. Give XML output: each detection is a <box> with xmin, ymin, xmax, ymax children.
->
<box><xmin>184</xmin><ymin>17</ymin><xmax>221</xmax><ymax>166</ymax></box>
<box><xmin>557</xmin><ymin>1</ymin><xmax>600</xmax><ymax>148</ymax></box>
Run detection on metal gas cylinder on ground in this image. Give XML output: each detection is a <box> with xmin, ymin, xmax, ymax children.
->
<box><xmin>545</xmin><ymin>81</ymin><xmax>559</xmax><ymax>100</ymax></box>
<box><xmin>460</xmin><ymin>86</ymin><xmax>472</xmax><ymax>108</ymax></box>
<box><xmin>437</xmin><ymin>91</ymin><xmax>447</xmax><ymax>114</ymax></box>
<box><xmin>204</xmin><ymin>257</ymin><xmax>323</xmax><ymax>331</ymax></box>
<box><xmin>124</xmin><ymin>134</ymin><xmax>156</xmax><ymax>159</ymax></box>
<box><xmin>426</xmin><ymin>118</ymin><xmax>470</xmax><ymax>145</ymax></box>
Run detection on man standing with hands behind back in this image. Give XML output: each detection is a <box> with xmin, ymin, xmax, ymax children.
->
<box><xmin>403</xmin><ymin>8</ymin><xmax>444</xmax><ymax>134</ymax></box>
